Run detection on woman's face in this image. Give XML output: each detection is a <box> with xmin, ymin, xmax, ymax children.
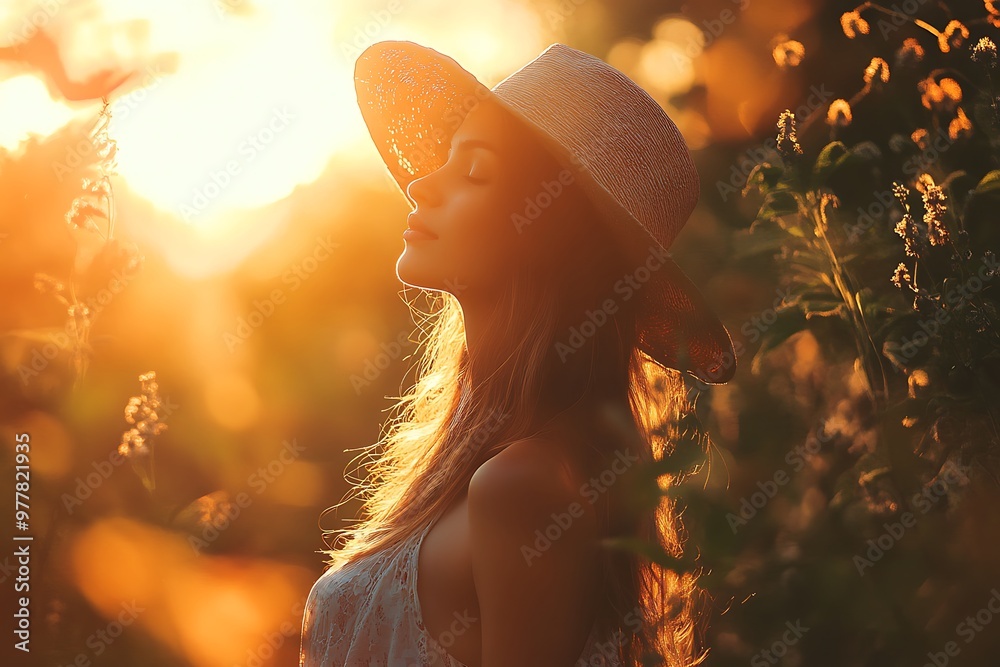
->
<box><xmin>395</xmin><ymin>98</ymin><xmax>568</xmax><ymax>306</ymax></box>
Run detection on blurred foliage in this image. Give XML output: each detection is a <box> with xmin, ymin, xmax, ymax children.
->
<box><xmin>3</xmin><ymin>1</ymin><xmax>1000</xmax><ymax>667</ymax></box>
<box><xmin>660</xmin><ymin>3</ymin><xmax>1000</xmax><ymax>665</ymax></box>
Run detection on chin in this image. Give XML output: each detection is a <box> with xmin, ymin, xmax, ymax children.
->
<box><xmin>395</xmin><ymin>249</ymin><xmax>443</xmax><ymax>292</ymax></box>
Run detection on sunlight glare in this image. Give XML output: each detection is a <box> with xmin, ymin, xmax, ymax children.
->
<box><xmin>0</xmin><ymin>75</ymin><xmax>75</xmax><ymax>151</ymax></box>
<box><xmin>103</xmin><ymin>0</ymin><xmax>349</xmax><ymax>227</ymax></box>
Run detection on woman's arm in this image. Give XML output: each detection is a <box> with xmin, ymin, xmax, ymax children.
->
<box><xmin>468</xmin><ymin>438</ymin><xmax>601</xmax><ymax>667</ymax></box>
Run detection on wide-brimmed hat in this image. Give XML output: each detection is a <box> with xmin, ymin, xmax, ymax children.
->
<box><xmin>353</xmin><ymin>40</ymin><xmax>737</xmax><ymax>384</ymax></box>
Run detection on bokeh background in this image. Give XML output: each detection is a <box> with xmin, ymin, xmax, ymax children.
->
<box><xmin>2</xmin><ymin>0</ymin><xmax>1000</xmax><ymax>665</ymax></box>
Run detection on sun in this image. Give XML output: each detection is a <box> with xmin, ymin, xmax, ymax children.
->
<box><xmin>101</xmin><ymin>0</ymin><xmax>356</xmax><ymax>227</ymax></box>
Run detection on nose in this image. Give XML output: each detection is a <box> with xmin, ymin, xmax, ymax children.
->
<box><xmin>405</xmin><ymin>168</ymin><xmax>443</xmax><ymax>208</ymax></box>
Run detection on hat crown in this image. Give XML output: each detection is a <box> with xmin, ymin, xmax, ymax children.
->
<box><xmin>490</xmin><ymin>43</ymin><xmax>700</xmax><ymax>251</ymax></box>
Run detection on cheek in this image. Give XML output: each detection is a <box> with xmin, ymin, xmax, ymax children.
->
<box><xmin>450</xmin><ymin>194</ymin><xmax>522</xmax><ymax>274</ymax></box>
<box><xmin>446</xmin><ymin>222</ymin><xmax>513</xmax><ymax>293</ymax></box>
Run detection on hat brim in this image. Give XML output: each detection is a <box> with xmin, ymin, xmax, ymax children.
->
<box><xmin>354</xmin><ymin>40</ymin><xmax>737</xmax><ymax>384</ymax></box>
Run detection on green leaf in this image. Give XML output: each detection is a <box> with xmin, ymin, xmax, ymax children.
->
<box><xmin>811</xmin><ymin>141</ymin><xmax>848</xmax><ymax>185</ymax></box>
<box><xmin>973</xmin><ymin>169</ymin><xmax>1000</xmax><ymax>195</ymax></box>
<box><xmin>811</xmin><ymin>140</ymin><xmax>881</xmax><ymax>189</ymax></box>
<box><xmin>742</xmin><ymin>161</ymin><xmax>785</xmax><ymax>197</ymax></box>
<box><xmin>758</xmin><ymin>189</ymin><xmax>803</xmax><ymax>222</ymax></box>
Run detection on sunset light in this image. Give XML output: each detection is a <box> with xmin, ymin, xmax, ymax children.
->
<box><xmin>12</xmin><ymin>1</ymin><xmax>990</xmax><ymax>666</ymax></box>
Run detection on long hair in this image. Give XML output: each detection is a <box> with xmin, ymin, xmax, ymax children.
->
<box><xmin>321</xmin><ymin>117</ymin><xmax>712</xmax><ymax>666</ymax></box>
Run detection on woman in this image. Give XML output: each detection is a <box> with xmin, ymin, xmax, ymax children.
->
<box><xmin>299</xmin><ymin>40</ymin><xmax>737</xmax><ymax>667</ymax></box>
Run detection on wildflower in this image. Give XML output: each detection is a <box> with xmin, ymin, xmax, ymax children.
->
<box><xmin>911</xmin><ymin>128</ymin><xmax>929</xmax><ymax>150</ymax></box>
<box><xmin>892</xmin><ymin>182</ymin><xmax>920</xmax><ymax>257</ymax></box>
<box><xmin>948</xmin><ymin>107</ymin><xmax>973</xmax><ymax>140</ymax></box>
<box><xmin>891</xmin><ymin>262</ymin><xmax>915</xmax><ymax>291</ymax></box>
<box><xmin>914</xmin><ymin>172</ymin><xmax>935</xmax><ymax>194</ymax></box>
<box><xmin>985</xmin><ymin>251</ymin><xmax>1000</xmax><ymax>279</ymax></box>
<box><xmin>937</xmin><ymin>20</ymin><xmax>968</xmax><ymax>53</ymax></box>
<box><xmin>33</xmin><ymin>273</ymin><xmax>66</xmax><ymax>297</ymax></box>
<box><xmin>776</xmin><ymin>109</ymin><xmax>803</xmax><ymax>157</ymax></box>
<box><xmin>921</xmin><ymin>178</ymin><xmax>949</xmax><ymax>246</ymax></box>
<box><xmin>895</xmin><ymin>38</ymin><xmax>925</xmax><ymax>67</ymax></box>
<box><xmin>863</xmin><ymin>57</ymin><xmax>890</xmax><ymax>85</ymax></box>
<box><xmin>66</xmin><ymin>303</ymin><xmax>93</xmax><ymax>339</ymax></box>
<box><xmin>989</xmin><ymin>0</ymin><xmax>1000</xmax><ymax>28</ymax></box>
<box><xmin>919</xmin><ymin>77</ymin><xmax>962</xmax><ymax>113</ymax></box>
<box><xmin>827</xmin><ymin>99</ymin><xmax>853</xmax><ymax>127</ymax></box>
<box><xmin>840</xmin><ymin>11</ymin><xmax>870</xmax><ymax>39</ymax></box>
<box><xmin>938</xmin><ymin>78</ymin><xmax>962</xmax><ymax>103</ymax></box>
<box><xmin>908</xmin><ymin>369</ymin><xmax>930</xmax><ymax>397</ymax></box>
<box><xmin>64</xmin><ymin>198</ymin><xmax>104</xmax><ymax>233</ymax></box>
<box><xmin>118</xmin><ymin>371</ymin><xmax>168</xmax><ymax>460</ymax></box>
<box><xmin>972</xmin><ymin>37</ymin><xmax>997</xmax><ymax>68</ymax></box>
<box><xmin>773</xmin><ymin>39</ymin><xmax>805</xmax><ymax>69</ymax></box>
<box><xmin>80</xmin><ymin>176</ymin><xmax>111</xmax><ymax>198</ymax></box>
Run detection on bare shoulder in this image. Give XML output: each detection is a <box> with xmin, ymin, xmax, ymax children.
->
<box><xmin>467</xmin><ymin>435</ymin><xmax>603</xmax><ymax>664</ymax></box>
<box><xmin>468</xmin><ymin>435</ymin><xmax>598</xmax><ymax>533</ymax></box>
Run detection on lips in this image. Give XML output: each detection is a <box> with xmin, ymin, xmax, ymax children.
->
<box><xmin>405</xmin><ymin>213</ymin><xmax>438</xmax><ymax>239</ymax></box>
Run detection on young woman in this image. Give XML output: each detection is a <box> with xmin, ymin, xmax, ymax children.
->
<box><xmin>299</xmin><ymin>40</ymin><xmax>737</xmax><ymax>667</ymax></box>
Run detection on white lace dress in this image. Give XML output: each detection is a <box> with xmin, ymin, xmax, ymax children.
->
<box><xmin>298</xmin><ymin>516</ymin><xmax>624</xmax><ymax>666</ymax></box>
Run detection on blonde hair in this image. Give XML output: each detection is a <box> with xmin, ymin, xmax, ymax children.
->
<box><xmin>322</xmin><ymin>128</ymin><xmax>710</xmax><ymax>666</ymax></box>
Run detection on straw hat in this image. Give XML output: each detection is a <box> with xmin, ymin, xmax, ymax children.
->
<box><xmin>353</xmin><ymin>40</ymin><xmax>737</xmax><ymax>385</ymax></box>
